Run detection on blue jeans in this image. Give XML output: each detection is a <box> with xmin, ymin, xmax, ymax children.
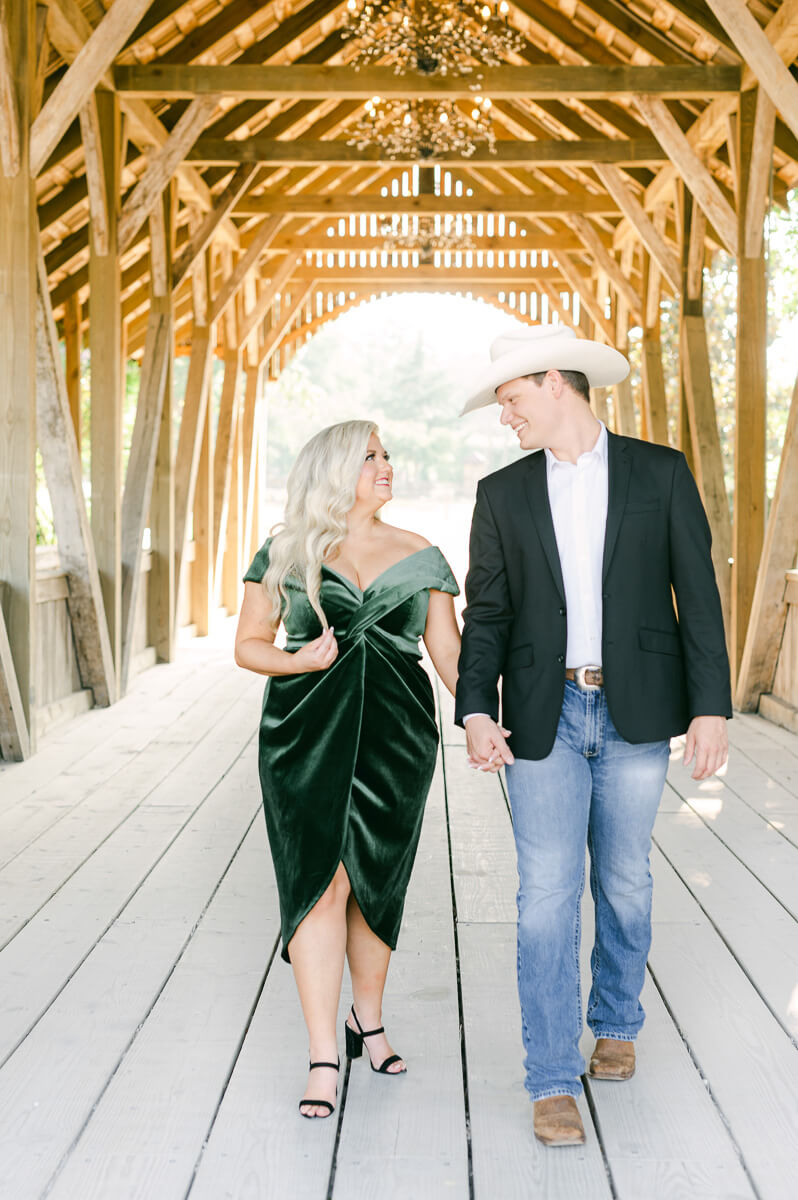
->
<box><xmin>504</xmin><ymin>681</ymin><xmax>670</xmax><ymax>1101</ymax></box>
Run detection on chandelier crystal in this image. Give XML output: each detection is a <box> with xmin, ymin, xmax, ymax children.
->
<box><xmin>348</xmin><ymin>96</ymin><xmax>496</xmax><ymax>159</ymax></box>
<box><xmin>380</xmin><ymin>214</ymin><xmax>476</xmax><ymax>257</ymax></box>
<box><xmin>342</xmin><ymin>0</ymin><xmax>523</xmax><ymax>76</ymax></box>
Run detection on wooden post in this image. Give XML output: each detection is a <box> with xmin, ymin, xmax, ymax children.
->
<box><xmin>736</xmin><ymin>369</ymin><xmax>798</xmax><ymax>709</ymax></box>
<box><xmin>0</xmin><ymin>0</ymin><xmax>36</xmax><ymax>757</ymax></box>
<box><xmin>212</xmin><ymin>346</ymin><xmax>242</xmax><ymax>604</ymax></box>
<box><xmin>678</xmin><ymin>185</ymin><xmax>733</xmax><ymax>637</ymax></box>
<box><xmin>221</xmin><ymin>389</ymin><xmax>243</xmax><ymax>615</ymax></box>
<box><xmin>732</xmin><ymin>88</ymin><xmax>768</xmax><ymax>682</ymax></box>
<box><xmin>63</xmin><ymin>291</ymin><xmax>82</xmax><ymax>450</ymax></box>
<box><xmin>149</xmin><ymin>185</ymin><xmax>176</xmax><ymax>665</ymax></box>
<box><xmin>191</xmin><ymin>396</ymin><xmax>214</xmax><ymax>637</ymax></box>
<box><xmin>89</xmin><ymin>88</ymin><xmax>122</xmax><ymax>695</ymax></box>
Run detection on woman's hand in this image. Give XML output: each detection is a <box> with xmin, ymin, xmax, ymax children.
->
<box><xmin>292</xmin><ymin>627</ymin><xmax>339</xmax><ymax>673</ymax></box>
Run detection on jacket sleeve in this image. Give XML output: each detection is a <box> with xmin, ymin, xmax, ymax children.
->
<box><xmin>454</xmin><ymin>480</ymin><xmax>514</xmax><ymax>727</ymax></box>
<box><xmin>668</xmin><ymin>452</ymin><xmax>733</xmax><ymax>719</ymax></box>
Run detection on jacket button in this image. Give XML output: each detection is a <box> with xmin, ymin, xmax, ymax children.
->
<box><xmin>602</xmin><ymin>592</ymin><xmax>609</xmax><ymax>600</ymax></box>
<box><xmin>557</xmin><ymin>654</ymin><xmax>564</xmax><ymax>663</ymax></box>
<box><xmin>559</xmin><ymin>606</ymin><xmax>566</xmax><ymax>616</ymax></box>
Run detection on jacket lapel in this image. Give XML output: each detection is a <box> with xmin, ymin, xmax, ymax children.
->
<box><xmin>602</xmin><ymin>433</ymin><xmax>631</xmax><ymax>583</ymax></box>
<box><xmin>523</xmin><ymin>451</ymin><xmax>565</xmax><ymax>602</ymax></box>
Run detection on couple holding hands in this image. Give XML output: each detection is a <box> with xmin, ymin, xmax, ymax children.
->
<box><xmin>234</xmin><ymin>324</ymin><xmax>731</xmax><ymax>1147</ymax></box>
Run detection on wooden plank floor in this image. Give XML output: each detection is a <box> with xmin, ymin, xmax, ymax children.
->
<box><xmin>1</xmin><ymin>628</ymin><xmax>797</xmax><ymax>1199</ymax></box>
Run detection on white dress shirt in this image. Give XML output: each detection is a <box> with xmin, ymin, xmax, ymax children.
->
<box><xmin>463</xmin><ymin>422</ymin><xmax>609</xmax><ymax>722</ymax></box>
<box><xmin>544</xmin><ymin>421</ymin><xmax>608</xmax><ymax>668</ymax></box>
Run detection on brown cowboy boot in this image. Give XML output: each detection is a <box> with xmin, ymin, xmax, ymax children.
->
<box><xmin>588</xmin><ymin>1038</ymin><xmax>635</xmax><ymax>1080</ymax></box>
<box><xmin>533</xmin><ymin>1095</ymin><xmax>586</xmax><ymax>1146</ymax></box>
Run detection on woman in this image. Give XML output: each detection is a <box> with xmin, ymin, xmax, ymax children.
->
<box><xmin>234</xmin><ymin>420</ymin><xmax>461</xmax><ymax>1119</ymax></box>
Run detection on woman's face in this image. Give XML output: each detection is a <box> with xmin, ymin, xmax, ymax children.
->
<box><xmin>355</xmin><ymin>433</ymin><xmax>393</xmax><ymax>507</ymax></box>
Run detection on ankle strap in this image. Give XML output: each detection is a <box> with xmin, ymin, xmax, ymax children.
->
<box><xmin>350</xmin><ymin>1007</ymin><xmax>384</xmax><ymax>1038</ymax></box>
<box><xmin>309</xmin><ymin>1060</ymin><xmax>340</xmax><ymax>1071</ymax></box>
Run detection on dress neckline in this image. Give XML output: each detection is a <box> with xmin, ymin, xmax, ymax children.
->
<box><xmin>322</xmin><ymin>545</ymin><xmax>436</xmax><ymax>595</ymax></box>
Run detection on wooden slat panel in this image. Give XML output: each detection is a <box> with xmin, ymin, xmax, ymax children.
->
<box><xmin>0</xmin><ymin>602</ymin><xmax>30</xmax><ymax>761</ymax></box>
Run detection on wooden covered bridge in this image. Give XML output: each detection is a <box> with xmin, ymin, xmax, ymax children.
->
<box><xmin>2</xmin><ymin>2</ymin><xmax>798</xmax><ymax>1198</ymax></box>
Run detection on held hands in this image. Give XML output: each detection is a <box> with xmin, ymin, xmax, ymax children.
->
<box><xmin>465</xmin><ymin>715</ymin><xmax>515</xmax><ymax>773</ymax></box>
<box><xmin>683</xmin><ymin>715</ymin><xmax>728</xmax><ymax>780</ymax></box>
<box><xmin>292</xmin><ymin>627</ymin><xmax>339</xmax><ymax>673</ymax></box>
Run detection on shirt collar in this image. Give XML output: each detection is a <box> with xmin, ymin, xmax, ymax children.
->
<box><xmin>544</xmin><ymin>421</ymin><xmax>608</xmax><ymax>472</ymax></box>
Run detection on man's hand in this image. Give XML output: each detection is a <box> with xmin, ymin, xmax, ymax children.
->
<box><xmin>683</xmin><ymin>715</ymin><xmax>728</xmax><ymax>780</ymax></box>
<box><xmin>465</xmin><ymin>715</ymin><xmax>515</xmax><ymax>773</ymax></box>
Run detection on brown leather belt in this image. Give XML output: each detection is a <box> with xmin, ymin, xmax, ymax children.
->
<box><xmin>565</xmin><ymin>666</ymin><xmax>604</xmax><ymax>690</ymax></box>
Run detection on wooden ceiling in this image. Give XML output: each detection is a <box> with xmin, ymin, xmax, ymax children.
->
<box><xmin>32</xmin><ymin>0</ymin><xmax>798</xmax><ymax>357</ymax></box>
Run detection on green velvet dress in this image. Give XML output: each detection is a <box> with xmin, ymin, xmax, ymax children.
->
<box><xmin>243</xmin><ymin>540</ymin><xmax>459</xmax><ymax>961</ymax></box>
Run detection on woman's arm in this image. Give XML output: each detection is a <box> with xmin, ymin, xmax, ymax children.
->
<box><xmin>234</xmin><ymin>581</ymin><xmax>338</xmax><ymax>676</ymax></box>
<box><xmin>422</xmin><ymin>588</ymin><xmax>461</xmax><ymax>697</ymax></box>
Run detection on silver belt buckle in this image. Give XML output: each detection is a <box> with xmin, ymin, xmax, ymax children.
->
<box><xmin>574</xmin><ymin>665</ymin><xmax>601</xmax><ymax>691</ymax></box>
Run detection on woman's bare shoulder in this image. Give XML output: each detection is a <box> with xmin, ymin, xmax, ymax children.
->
<box><xmin>380</xmin><ymin>524</ymin><xmax>432</xmax><ymax>553</ymax></box>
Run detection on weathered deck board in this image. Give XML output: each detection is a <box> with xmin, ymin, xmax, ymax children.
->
<box><xmin>1</xmin><ymin>632</ymin><xmax>797</xmax><ymax>1199</ymax></box>
<box><xmin>332</xmin><ymin>765</ymin><xmax>470</xmax><ymax>1199</ymax></box>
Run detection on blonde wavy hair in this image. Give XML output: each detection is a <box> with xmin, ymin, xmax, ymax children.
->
<box><xmin>263</xmin><ymin>419</ymin><xmax>379</xmax><ymax>627</ymax></box>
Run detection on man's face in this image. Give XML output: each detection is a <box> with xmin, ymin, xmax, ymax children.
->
<box><xmin>495</xmin><ymin>373</ymin><xmax>559</xmax><ymax>450</ymax></box>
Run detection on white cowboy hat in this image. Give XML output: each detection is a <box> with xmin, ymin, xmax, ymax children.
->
<box><xmin>459</xmin><ymin>323</ymin><xmax>630</xmax><ymax>415</ymax></box>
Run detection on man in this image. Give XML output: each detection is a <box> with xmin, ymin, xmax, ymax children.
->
<box><xmin>455</xmin><ymin>324</ymin><xmax>731</xmax><ymax>1147</ymax></box>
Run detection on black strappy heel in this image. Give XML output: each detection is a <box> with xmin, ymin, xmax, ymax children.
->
<box><xmin>298</xmin><ymin>1058</ymin><xmax>340</xmax><ymax>1118</ymax></box>
<box><xmin>344</xmin><ymin>1006</ymin><xmax>406</xmax><ymax>1074</ymax></box>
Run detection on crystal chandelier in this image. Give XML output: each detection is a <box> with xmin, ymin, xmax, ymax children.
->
<box><xmin>342</xmin><ymin>0</ymin><xmax>523</xmax><ymax>76</ymax></box>
<box><xmin>380</xmin><ymin>214</ymin><xmax>476</xmax><ymax>257</ymax></box>
<box><xmin>348</xmin><ymin>95</ymin><xmax>496</xmax><ymax>159</ymax></box>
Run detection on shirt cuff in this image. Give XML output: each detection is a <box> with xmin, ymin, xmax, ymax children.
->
<box><xmin>462</xmin><ymin>713</ymin><xmax>490</xmax><ymax>723</ymax></box>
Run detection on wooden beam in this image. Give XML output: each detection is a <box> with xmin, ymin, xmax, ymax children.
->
<box><xmin>703</xmin><ymin>0</ymin><xmax>798</xmax><ymax>145</ymax></box>
<box><xmin>593</xmin><ymin>164</ymin><xmax>680</xmax><ymax>292</ymax></box>
<box><xmin>78</xmin><ymin>94</ymin><xmax>110</xmax><ymax>256</ymax></box>
<box><xmin>235</xmin><ymin>193</ymin><xmax>622</xmax><ymax>217</ymax></box>
<box><xmin>634</xmin><ymin>95</ymin><xmax>737</xmax><ymax>257</ymax></box>
<box><xmin>113</xmin><ymin>63</ymin><xmax>742</xmax><ymax>100</ymax></box>
<box><xmin>118</xmin><ymin>96</ymin><xmax>220</xmax><ymax>254</ymax></box>
<box><xmin>549</xmin><ymin>256</ymin><xmax>615</xmax><ymax>342</ymax></box>
<box><xmin>0</xmin><ymin>0</ymin><xmax>35</xmax><ymax>755</ymax></box>
<box><xmin>257</xmin><ymin>283</ymin><xmax>315</xmax><ymax>367</ymax></box>
<box><xmin>240</xmin><ymin>363</ymin><xmax>261</xmax><ymax>582</ymax></box>
<box><xmin>0</xmin><ymin>8</ymin><xmax>20</xmax><ymax>178</ymax></box>
<box><xmin>237</xmin><ymin>255</ymin><xmax>300</xmax><ymax>348</ymax></box>
<box><xmin>119</xmin><ymin>303</ymin><xmax>172</xmax><ymax>692</ymax></box>
<box><xmin>35</xmin><ymin>249</ymin><xmax>116</xmax><ymax>707</ymax></box>
<box><xmin>172</xmin><ymin>163</ymin><xmax>260</xmax><ymax>291</ymax></box>
<box><xmin>187</xmin><ymin>136</ymin><xmax>668</xmax><ymax>166</ymax></box>
<box><xmin>732</xmin><ymin>87</ymin><xmax>768</xmax><ymax>682</ymax></box>
<box><xmin>616</xmin><ymin>0</ymin><xmax>798</xmax><ymax>250</ymax></box>
<box><xmin>566</xmin><ymin>215</ymin><xmax>641</xmax><ymax>321</ymax></box>
<box><xmin>89</xmin><ymin>90</ymin><xmax>123</xmax><ymax>689</ymax></box>
<box><xmin>30</xmin><ymin>0</ymin><xmax>155</xmax><ymax>175</ymax></box>
<box><xmin>263</xmin><ymin>230</ymin><xmax>604</xmax><ymax>255</ymax></box>
<box><xmin>736</xmin><ymin>371</ymin><xmax>798</xmax><ymax>709</ymax></box>
<box><xmin>209</xmin><ymin>214</ymin><xmax>284</xmax><ymax>324</ymax></box>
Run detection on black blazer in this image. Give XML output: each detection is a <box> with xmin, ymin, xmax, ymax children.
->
<box><xmin>454</xmin><ymin>433</ymin><xmax>732</xmax><ymax>760</ymax></box>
